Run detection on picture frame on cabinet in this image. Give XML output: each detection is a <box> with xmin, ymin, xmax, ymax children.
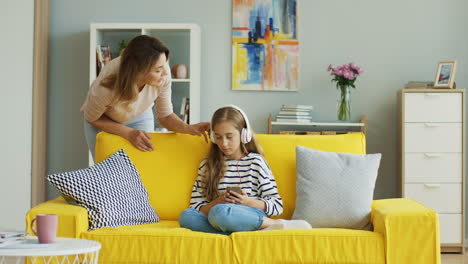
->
<box><xmin>434</xmin><ymin>61</ymin><xmax>457</xmax><ymax>89</ymax></box>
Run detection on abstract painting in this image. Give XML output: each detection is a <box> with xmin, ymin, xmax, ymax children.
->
<box><xmin>232</xmin><ymin>0</ymin><xmax>299</xmax><ymax>91</ymax></box>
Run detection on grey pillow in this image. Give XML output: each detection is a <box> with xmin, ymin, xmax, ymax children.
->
<box><xmin>292</xmin><ymin>146</ymin><xmax>381</xmax><ymax>229</ymax></box>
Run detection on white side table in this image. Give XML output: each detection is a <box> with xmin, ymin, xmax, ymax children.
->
<box><xmin>0</xmin><ymin>237</ymin><xmax>101</xmax><ymax>264</ymax></box>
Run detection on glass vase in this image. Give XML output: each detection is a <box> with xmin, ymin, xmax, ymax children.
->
<box><xmin>337</xmin><ymin>85</ymin><xmax>351</xmax><ymax>121</ymax></box>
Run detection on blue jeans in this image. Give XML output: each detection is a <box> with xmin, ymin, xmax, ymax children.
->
<box><xmin>179</xmin><ymin>204</ymin><xmax>267</xmax><ymax>235</ymax></box>
<box><xmin>84</xmin><ymin>107</ymin><xmax>155</xmax><ymax>159</ymax></box>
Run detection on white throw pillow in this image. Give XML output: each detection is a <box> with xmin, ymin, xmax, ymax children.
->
<box><xmin>292</xmin><ymin>146</ymin><xmax>381</xmax><ymax>229</ymax></box>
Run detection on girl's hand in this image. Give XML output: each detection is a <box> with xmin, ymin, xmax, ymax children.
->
<box><xmin>187</xmin><ymin>122</ymin><xmax>210</xmax><ymax>142</ymax></box>
<box><xmin>126</xmin><ymin>129</ymin><xmax>154</xmax><ymax>152</ymax></box>
<box><xmin>227</xmin><ymin>190</ymin><xmax>254</xmax><ymax>206</ymax></box>
<box><xmin>216</xmin><ymin>191</ymin><xmax>236</xmax><ymax>204</ymax></box>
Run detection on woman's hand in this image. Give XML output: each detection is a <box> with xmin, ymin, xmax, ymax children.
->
<box><xmin>186</xmin><ymin>122</ymin><xmax>210</xmax><ymax>142</ymax></box>
<box><xmin>126</xmin><ymin>129</ymin><xmax>154</xmax><ymax>152</ymax></box>
<box><xmin>226</xmin><ymin>190</ymin><xmax>254</xmax><ymax>207</ymax></box>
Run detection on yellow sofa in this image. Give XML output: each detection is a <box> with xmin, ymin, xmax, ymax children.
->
<box><xmin>27</xmin><ymin>132</ymin><xmax>440</xmax><ymax>264</ymax></box>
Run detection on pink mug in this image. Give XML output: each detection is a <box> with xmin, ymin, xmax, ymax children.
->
<box><xmin>30</xmin><ymin>214</ymin><xmax>58</xmax><ymax>243</ymax></box>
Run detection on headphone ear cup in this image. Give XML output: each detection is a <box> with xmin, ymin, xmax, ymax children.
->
<box><xmin>241</xmin><ymin>128</ymin><xmax>251</xmax><ymax>144</ymax></box>
<box><xmin>241</xmin><ymin>128</ymin><xmax>246</xmax><ymax>144</ymax></box>
<box><xmin>245</xmin><ymin>129</ymin><xmax>252</xmax><ymax>143</ymax></box>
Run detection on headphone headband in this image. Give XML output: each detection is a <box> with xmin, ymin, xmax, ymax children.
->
<box><xmin>210</xmin><ymin>105</ymin><xmax>252</xmax><ymax>144</ymax></box>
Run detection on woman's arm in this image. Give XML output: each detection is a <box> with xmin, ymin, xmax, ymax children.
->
<box><xmin>88</xmin><ymin>115</ymin><xmax>153</xmax><ymax>151</ymax></box>
<box><xmin>158</xmin><ymin>113</ymin><xmax>189</xmax><ymax>133</ymax></box>
<box><xmin>158</xmin><ymin>113</ymin><xmax>210</xmax><ymax>141</ymax></box>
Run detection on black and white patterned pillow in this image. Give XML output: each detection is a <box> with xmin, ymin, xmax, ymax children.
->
<box><xmin>48</xmin><ymin>149</ymin><xmax>159</xmax><ymax>230</ymax></box>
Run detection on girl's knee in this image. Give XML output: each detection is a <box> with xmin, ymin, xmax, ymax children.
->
<box><xmin>208</xmin><ymin>204</ymin><xmax>231</xmax><ymax>222</ymax></box>
<box><xmin>178</xmin><ymin>208</ymin><xmax>199</xmax><ymax>227</ymax></box>
<box><xmin>208</xmin><ymin>204</ymin><xmax>237</xmax><ymax>230</ymax></box>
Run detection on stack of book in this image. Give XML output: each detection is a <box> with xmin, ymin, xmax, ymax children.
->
<box><xmin>404</xmin><ymin>81</ymin><xmax>434</xmax><ymax>89</ymax></box>
<box><xmin>0</xmin><ymin>232</ymin><xmax>27</xmax><ymax>247</ymax></box>
<box><xmin>275</xmin><ymin>104</ymin><xmax>313</xmax><ymax>123</ymax></box>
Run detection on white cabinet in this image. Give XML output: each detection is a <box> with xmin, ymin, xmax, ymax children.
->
<box><xmin>400</xmin><ymin>89</ymin><xmax>465</xmax><ymax>252</ymax></box>
<box><xmin>89</xmin><ymin>23</ymin><xmax>201</xmax><ymax>126</ymax></box>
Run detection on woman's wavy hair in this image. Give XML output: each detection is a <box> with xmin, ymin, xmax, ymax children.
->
<box><xmin>101</xmin><ymin>35</ymin><xmax>169</xmax><ymax>105</ymax></box>
<box><xmin>201</xmin><ymin>106</ymin><xmax>263</xmax><ymax>201</ymax></box>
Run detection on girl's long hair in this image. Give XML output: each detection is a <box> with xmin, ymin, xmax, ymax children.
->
<box><xmin>202</xmin><ymin>106</ymin><xmax>263</xmax><ymax>201</ymax></box>
<box><xmin>101</xmin><ymin>35</ymin><xmax>169</xmax><ymax>105</ymax></box>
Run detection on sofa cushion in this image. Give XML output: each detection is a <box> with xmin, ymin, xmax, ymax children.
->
<box><xmin>48</xmin><ymin>149</ymin><xmax>159</xmax><ymax>230</ymax></box>
<box><xmin>81</xmin><ymin>221</ymin><xmax>233</xmax><ymax>264</ymax></box>
<box><xmin>231</xmin><ymin>229</ymin><xmax>384</xmax><ymax>264</ymax></box>
<box><xmin>79</xmin><ymin>220</ymin><xmax>384</xmax><ymax>264</ymax></box>
<box><xmin>293</xmin><ymin>146</ymin><xmax>381</xmax><ymax>229</ymax></box>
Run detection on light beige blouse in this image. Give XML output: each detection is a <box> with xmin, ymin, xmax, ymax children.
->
<box><xmin>80</xmin><ymin>57</ymin><xmax>173</xmax><ymax>123</ymax></box>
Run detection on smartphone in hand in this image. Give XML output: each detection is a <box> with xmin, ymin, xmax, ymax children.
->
<box><xmin>226</xmin><ymin>186</ymin><xmax>243</xmax><ymax>194</ymax></box>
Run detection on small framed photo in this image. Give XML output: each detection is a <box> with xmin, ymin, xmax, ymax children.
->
<box><xmin>434</xmin><ymin>61</ymin><xmax>457</xmax><ymax>88</ymax></box>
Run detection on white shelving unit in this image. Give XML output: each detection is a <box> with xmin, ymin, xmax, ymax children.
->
<box><xmin>268</xmin><ymin>114</ymin><xmax>367</xmax><ymax>135</ymax></box>
<box><xmin>88</xmin><ymin>23</ymin><xmax>200</xmax><ymax>164</ymax></box>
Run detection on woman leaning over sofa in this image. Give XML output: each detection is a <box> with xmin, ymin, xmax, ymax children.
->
<box><xmin>81</xmin><ymin>35</ymin><xmax>209</xmax><ymax>159</ymax></box>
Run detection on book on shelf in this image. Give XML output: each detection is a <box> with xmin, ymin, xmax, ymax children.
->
<box><xmin>180</xmin><ymin>98</ymin><xmax>190</xmax><ymax>123</ymax></box>
<box><xmin>280</xmin><ymin>108</ymin><xmax>312</xmax><ymax>112</ymax></box>
<box><xmin>282</xmin><ymin>104</ymin><xmax>314</xmax><ymax>110</ymax></box>
<box><xmin>276</xmin><ymin>115</ymin><xmax>312</xmax><ymax>119</ymax></box>
<box><xmin>404</xmin><ymin>81</ymin><xmax>434</xmax><ymax>89</ymax></box>
<box><xmin>278</xmin><ymin>111</ymin><xmax>312</xmax><ymax>116</ymax></box>
<box><xmin>276</xmin><ymin>118</ymin><xmax>312</xmax><ymax>123</ymax></box>
<box><xmin>180</xmin><ymin>97</ymin><xmax>187</xmax><ymax>116</ymax></box>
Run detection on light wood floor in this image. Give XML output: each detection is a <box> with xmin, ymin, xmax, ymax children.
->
<box><xmin>442</xmin><ymin>251</ymin><xmax>468</xmax><ymax>264</ymax></box>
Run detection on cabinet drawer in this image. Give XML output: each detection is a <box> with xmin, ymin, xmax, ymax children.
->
<box><xmin>405</xmin><ymin>93</ymin><xmax>462</xmax><ymax>122</ymax></box>
<box><xmin>404</xmin><ymin>123</ymin><xmax>462</xmax><ymax>152</ymax></box>
<box><xmin>405</xmin><ymin>153</ymin><xmax>462</xmax><ymax>183</ymax></box>
<box><xmin>439</xmin><ymin>214</ymin><xmax>462</xmax><ymax>244</ymax></box>
<box><xmin>404</xmin><ymin>183</ymin><xmax>461</xmax><ymax>213</ymax></box>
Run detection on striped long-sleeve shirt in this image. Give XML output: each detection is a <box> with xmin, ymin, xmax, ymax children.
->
<box><xmin>190</xmin><ymin>152</ymin><xmax>283</xmax><ymax>217</ymax></box>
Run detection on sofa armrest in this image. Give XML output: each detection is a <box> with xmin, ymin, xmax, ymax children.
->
<box><xmin>26</xmin><ymin>196</ymin><xmax>89</xmax><ymax>238</ymax></box>
<box><xmin>371</xmin><ymin>198</ymin><xmax>440</xmax><ymax>264</ymax></box>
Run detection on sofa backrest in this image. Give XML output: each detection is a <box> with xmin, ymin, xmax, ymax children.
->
<box><xmin>95</xmin><ymin>132</ymin><xmax>366</xmax><ymax>220</ymax></box>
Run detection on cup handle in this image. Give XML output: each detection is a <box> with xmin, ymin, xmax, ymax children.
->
<box><xmin>30</xmin><ymin>218</ymin><xmax>37</xmax><ymax>236</ymax></box>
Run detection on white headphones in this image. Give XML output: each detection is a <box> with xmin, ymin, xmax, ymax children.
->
<box><xmin>210</xmin><ymin>105</ymin><xmax>252</xmax><ymax>144</ymax></box>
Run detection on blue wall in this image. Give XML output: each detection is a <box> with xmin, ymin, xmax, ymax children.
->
<box><xmin>48</xmin><ymin>0</ymin><xmax>468</xmax><ymax>233</ymax></box>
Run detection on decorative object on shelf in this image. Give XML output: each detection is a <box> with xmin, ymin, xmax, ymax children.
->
<box><xmin>171</xmin><ymin>64</ymin><xmax>188</xmax><ymax>79</ymax></box>
<box><xmin>231</xmin><ymin>0</ymin><xmax>298</xmax><ymax>91</ymax></box>
<box><xmin>434</xmin><ymin>61</ymin><xmax>457</xmax><ymax>89</ymax></box>
<box><xmin>119</xmin><ymin>39</ymin><xmax>129</xmax><ymax>56</ymax></box>
<box><xmin>327</xmin><ymin>62</ymin><xmax>364</xmax><ymax>121</ymax></box>
<box><xmin>96</xmin><ymin>45</ymin><xmax>111</xmax><ymax>75</ymax></box>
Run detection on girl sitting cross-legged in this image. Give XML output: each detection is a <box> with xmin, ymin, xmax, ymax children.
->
<box><xmin>178</xmin><ymin>105</ymin><xmax>312</xmax><ymax>235</ymax></box>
